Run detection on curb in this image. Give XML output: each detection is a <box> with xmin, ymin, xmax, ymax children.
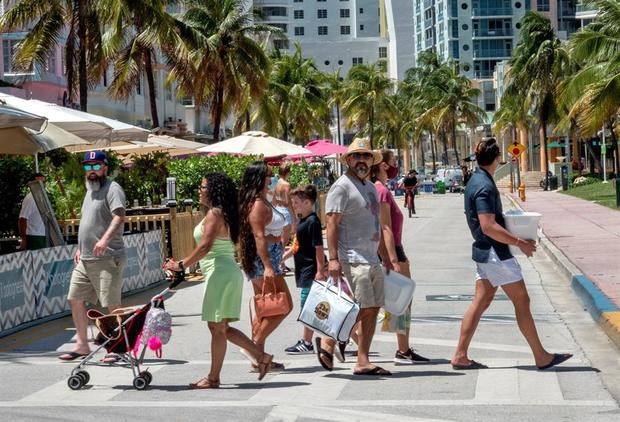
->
<box><xmin>504</xmin><ymin>193</ymin><xmax>620</xmax><ymax>350</ymax></box>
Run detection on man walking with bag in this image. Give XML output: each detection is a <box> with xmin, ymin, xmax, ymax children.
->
<box><xmin>316</xmin><ymin>138</ymin><xmax>391</xmax><ymax>376</ymax></box>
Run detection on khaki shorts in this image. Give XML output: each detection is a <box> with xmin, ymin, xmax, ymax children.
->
<box><xmin>67</xmin><ymin>256</ymin><xmax>126</xmax><ymax>307</ymax></box>
<box><xmin>341</xmin><ymin>262</ymin><xmax>384</xmax><ymax>308</ymax></box>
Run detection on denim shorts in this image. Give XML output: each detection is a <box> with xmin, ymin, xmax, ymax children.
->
<box><xmin>250</xmin><ymin>241</ymin><xmax>284</xmax><ymax>279</ymax></box>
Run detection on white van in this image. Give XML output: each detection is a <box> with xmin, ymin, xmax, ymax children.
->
<box><xmin>434</xmin><ymin>167</ymin><xmax>463</xmax><ymax>192</ymax></box>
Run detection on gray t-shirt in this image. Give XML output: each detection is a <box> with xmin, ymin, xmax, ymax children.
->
<box><xmin>78</xmin><ymin>180</ymin><xmax>126</xmax><ymax>260</ymax></box>
<box><xmin>325</xmin><ymin>172</ymin><xmax>381</xmax><ymax>264</ymax></box>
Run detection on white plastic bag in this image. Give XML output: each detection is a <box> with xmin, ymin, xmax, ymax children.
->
<box><xmin>297</xmin><ymin>278</ymin><xmax>359</xmax><ymax>342</ymax></box>
<box><xmin>383</xmin><ymin>269</ymin><xmax>416</xmax><ymax>315</ymax></box>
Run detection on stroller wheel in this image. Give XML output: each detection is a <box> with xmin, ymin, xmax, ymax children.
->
<box><xmin>133</xmin><ymin>376</ymin><xmax>148</xmax><ymax>390</ymax></box>
<box><xmin>67</xmin><ymin>375</ymin><xmax>84</xmax><ymax>390</ymax></box>
<box><xmin>140</xmin><ymin>371</ymin><xmax>153</xmax><ymax>385</ymax></box>
<box><xmin>76</xmin><ymin>370</ymin><xmax>90</xmax><ymax>385</ymax></box>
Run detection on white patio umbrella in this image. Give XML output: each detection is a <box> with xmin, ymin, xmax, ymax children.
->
<box><xmin>55</xmin><ymin>106</ymin><xmax>149</xmax><ymax>143</ymax></box>
<box><xmin>0</xmin><ymin>103</ymin><xmax>46</xmax><ymax>130</ymax></box>
<box><xmin>198</xmin><ymin>131</ymin><xmax>311</xmax><ymax>158</ymax></box>
<box><xmin>0</xmin><ymin>124</ymin><xmax>91</xmax><ymax>155</ymax></box>
<box><xmin>0</xmin><ymin>93</ymin><xmax>112</xmax><ymax>143</ymax></box>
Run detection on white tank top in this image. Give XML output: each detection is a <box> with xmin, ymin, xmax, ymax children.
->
<box><xmin>264</xmin><ymin>207</ymin><xmax>287</xmax><ymax>237</ymax></box>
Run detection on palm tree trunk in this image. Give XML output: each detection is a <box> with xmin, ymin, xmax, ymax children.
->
<box><xmin>430</xmin><ymin>132</ymin><xmax>437</xmax><ymax>174</ymax></box>
<box><xmin>452</xmin><ymin>120</ymin><xmax>460</xmax><ymax>165</ymax></box>
<box><xmin>77</xmin><ymin>0</ymin><xmax>88</xmax><ymax>111</ymax></box>
<box><xmin>369</xmin><ymin>107</ymin><xmax>374</xmax><ymax>149</ymax></box>
<box><xmin>441</xmin><ymin>129</ymin><xmax>449</xmax><ymax>165</ymax></box>
<box><xmin>541</xmin><ymin>120</ymin><xmax>549</xmax><ymax>190</ymax></box>
<box><xmin>336</xmin><ymin>104</ymin><xmax>341</xmax><ymax>146</ymax></box>
<box><xmin>245</xmin><ymin>111</ymin><xmax>251</xmax><ymax>132</ymax></box>
<box><xmin>607</xmin><ymin>121</ymin><xmax>619</xmax><ymax>177</ymax></box>
<box><xmin>144</xmin><ymin>50</ymin><xmax>160</xmax><ymax>129</ymax></box>
<box><xmin>518</xmin><ymin>125</ymin><xmax>529</xmax><ymax>172</ymax></box>
<box><xmin>212</xmin><ymin>82</ymin><xmax>224</xmax><ymax>142</ymax></box>
<box><xmin>570</xmin><ymin>119</ymin><xmax>581</xmax><ymax>175</ymax></box>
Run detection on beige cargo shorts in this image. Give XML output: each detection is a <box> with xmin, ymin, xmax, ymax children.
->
<box><xmin>67</xmin><ymin>256</ymin><xmax>126</xmax><ymax>307</ymax></box>
<box><xmin>341</xmin><ymin>262</ymin><xmax>385</xmax><ymax>309</ymax></box>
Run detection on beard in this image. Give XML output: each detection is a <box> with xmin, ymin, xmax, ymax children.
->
<box><xmin>85</xmin><ymin>174</ymin><xmax>106</xmax><ymax>192</ymax></box>
<box><xmin>353</xmin><ymin>163</ymin><xmax>370</xmax><ymax>178</ymax></box>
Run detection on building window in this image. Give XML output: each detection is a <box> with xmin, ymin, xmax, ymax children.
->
<box><xmin>340</xmin><ymin>0</ymin><xmax>349</xmax><ymax>2</ymax></box>
<box><xmin>294</xmin><ymin>10</ymin><xmax>304</xmax><ymax>19</ymax></box>
<box><xmin>166</xmin><ymin>83</ymin><xmax>173</xmax><ymax>101</ymax></box>
<box><xmin>359</xmin><ymin>7</ymin><xmax>364</xmax><ymax>13</ymax></box>
<box><xmin>379</xmin><ymin>47</ymin><xmax>387</xmax><ymax>58</ymax></box>
<box><xmin>2</xmin><ymin>39</ymin><xmax>18</xmax><ymax>73</ymax></box>
<box><xmin>273</xmin><ymin>39</ymin><xmax>289</xmax><ymax>49</ymax></box>
<box><xmin>317</xmin><ymin>0</ymin><xmax>326</xmax><ymax>2</ymax></box>
<box><xmin>352</xmin><ymin>57</ymin><xmax>363</xmax><ymax>65</ymax></box>
<box><xmin>340</xmin><ymin>25</ymin><xmax>351</xmax><ymax>35</ymax></box>
<box><xmin>294</xmin><ymin>0</ymin><xmax>303</xmax><ymax>2</ymax></box>
<box><xmin>136</xmin><ymin>76</ymin><xmax>141</xmax><ymax>95</ymax></box>
<box><xmin>318</xmin><ymin>26</ymin><xmax>328</xmax><ymax>35</ymax></box>
<box><xmin>338</xmin><ymin>59</ymin><xmax>344</xmax><ymax>65</ymax></box>
<box><xmin>360</xmin><ymin>24</ymin><xmax>365</xmax><ymax>30</ymax></box>
<box><xmin>340</xmin><ymin>9</ymin><xmax>350</xmax><ymax>18</ymax></box>
<box><xmin>537</xmin><ymin>0</ymin><xmax>549</xmax><ymax>11</ymax></box>
<box><xmin>295</xmin><ymin>26</ymin><xmax>305</xmax><ymax>36</ymax></box>
<box><xmin>317</xmin><ymin>9</ymin><xmax>327</xmax><ymax>18</ymax></box>
<box><xmin>45</xmin><ymin>52</ymin><xmax>57</xmax><ymax>74</ymax></box>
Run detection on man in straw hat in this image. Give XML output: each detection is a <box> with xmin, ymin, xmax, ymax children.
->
<box><xmin>315</xmin><ymin>137</ymin><xmax>392</xmax><ymax>375</ymax></box>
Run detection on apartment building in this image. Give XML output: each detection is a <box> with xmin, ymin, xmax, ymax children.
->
<box><xmin>254</xmin><ymin>0</ymin><xmax>389</xmax><ymax>76</ymax></box>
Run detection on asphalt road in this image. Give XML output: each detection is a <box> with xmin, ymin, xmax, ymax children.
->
<box><xmin>1</xmin><ymin>193</ymin><xmax>619</xmax><ymax>422</ymax></box>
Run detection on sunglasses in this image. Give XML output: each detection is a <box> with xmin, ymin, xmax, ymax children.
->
<box><xmin>350</xmin><ymin>152</ymin><xmax>374</xmax><ymax>160</ymax></box>
<box><xmin>83</xmin><ymin>163</ymin><xmax>103</xmax><ymax>171</ymax></box>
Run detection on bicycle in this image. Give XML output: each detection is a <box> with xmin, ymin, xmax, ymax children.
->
<box><xmin>404</xmin><ymin>187</ymin><xmax>416</xmax><ymax>218</ymax></box>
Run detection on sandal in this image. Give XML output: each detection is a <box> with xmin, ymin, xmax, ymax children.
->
<box><xmin>315</xmin><ymin>337</ymin><xmax>333</xmax><ymax>371</ymax></box>
<box><xmin>258</xmin><ymin>354</ymin><xmax>273</xmax><ymax>381</ymax></box>
<box><xmin>189</xmin><ymin>377</ymin><xmax>220</xmax><ymax>389</ymax></box>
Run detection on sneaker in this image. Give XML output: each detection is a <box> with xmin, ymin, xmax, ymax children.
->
<box><xmin>285</xmin><ymin>339</ymin><xmax>314</xmax><ymax>355</ymax></box>
<box><xmin>394</xmin><ymin>348</ymin><xmax>431</xmax><ymax>364</ymax></box>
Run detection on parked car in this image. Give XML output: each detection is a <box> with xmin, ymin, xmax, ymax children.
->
<box><xmin>434</xmin><ymin>167</ymin><xmax>463</xmax><ymax>193</ymax></box>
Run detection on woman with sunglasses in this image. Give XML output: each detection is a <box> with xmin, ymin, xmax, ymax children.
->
<box><xmin>164</xmin><ymin>173</ymin><xmax>273</xmax><ymax>388</ymax></box>
<box><xmin>239</xmin><ymin>161</ymin><xmax>292</xmax><ymax>371</ymax></box>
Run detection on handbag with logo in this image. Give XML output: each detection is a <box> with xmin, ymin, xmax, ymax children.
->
<box><xmin>297</xmin><ymin>277</ymin><xmax>360</xmax><ymax>342</ymax></box>
<box><xmin>252</xmin><ymin>275</ymin><xmax>291</xmax><ymax>319</ymax></box>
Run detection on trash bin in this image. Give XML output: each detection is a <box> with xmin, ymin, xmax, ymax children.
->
<box><xmin>435</xmin><ymin>181</ymin><xmax>446</xmax><ymax>194</ymax></box>
<box><xmin>549</xmin><ymin>175</ymin><xmax>558</xmax><ymax>190</ymax></box>
<box><xmin>422</xmin><ymin>181</ymin><xmax>434</xmax><ymax>194</ymax></box>
<box><xmin>561</xmin><ymin>165</ymin><xmax>569</xmax><ymax>190</ymax></box>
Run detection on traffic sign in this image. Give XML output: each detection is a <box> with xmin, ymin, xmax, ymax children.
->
<box><xmin>508</xmin><ymin>141</ymin><xmax>526</xmax><ymax>158</ymax></box>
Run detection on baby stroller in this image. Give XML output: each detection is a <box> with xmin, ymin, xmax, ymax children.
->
<box><xmin>66</xmin><ymin>270</ymin><xmax>184</xmax><ymax>391</ymax></box>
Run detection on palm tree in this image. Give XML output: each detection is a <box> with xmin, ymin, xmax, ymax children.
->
<box><xmin>560</xmin><ymin>0</ymin><xmax>620</xmax><ymax>174</ymax></box>
<box><xmin>323</xmin><ymin>68</ymin><xmax>347</xmax><ymax>146</ymax></box>
<box><xmin>0</xmin><ymin>0</ymin><xmax>103</xmax><ymax>111</ymax></box>
<box><xmin>169</xmin><ymin>0</ymin><xmax>276</xmax><ymax>142</ymax></box>
<box><xmin>97</xmin><ymin>0</ymin><xmax>182</xmax><ymax>129</ymax></box>
<box><xmin>254</xmin><ymin>45</ymin><xmax>330</xmax><ymax>142</ymax></box>
<box><xmin>506</xmin><ymin>11</ymin><xmax>569</xmax><ymax>189</ymax></box>
<box><xmin>342</xmin><ymin>62</ymin><xmax>394</xmax><ymax>148</ymax></box>
<box><xmin>493</xmin><ymin>91</ymin><xmax>532</xmax><ymax>172</ymax></box>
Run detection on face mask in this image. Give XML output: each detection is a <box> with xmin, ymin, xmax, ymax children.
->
<box><xmin>386</xmin><ymin>164</ymin><xmax>399</xmax><ymax>179</ymax></box>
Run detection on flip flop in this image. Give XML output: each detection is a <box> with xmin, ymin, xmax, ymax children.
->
<box><xmin>58</xmin><ymin>351</ymin><xmax>89</xmax><ymax>361</ymax></box>
<box><xmin>353</xmin><ymin>366</ymin><xmax>392</xmax><ymax>376</ymax></box>
<box><xmin>334</xmin><ymin>341</ymin><xmax>346</xmax><ymax>363</ymax></box>
<box><xmin>315</xmin><ymin>338</ymin><xmax>333</xmax><ymax>371</ymax></box>
<box><xmin>537</xmin><ymin>353</ymin><xmax>573</xmax><ymax>370</ymax></box>
<box><xmin>451</xmin><ymin>360</ymin><xmax>488</xmax><ymax>370</ymax></box>
<box><xmin>101</xmin><ymin>353</ymin><xmax>121</xmax><ymax>363</ymax></box>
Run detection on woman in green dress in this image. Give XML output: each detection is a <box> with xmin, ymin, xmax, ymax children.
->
<box><xmin>164</xmin><ymin>173</ymin><xmax>273</xmax><ymax>389</ymax></box>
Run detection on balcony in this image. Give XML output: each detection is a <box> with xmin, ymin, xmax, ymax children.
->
<box><xmin>425</xmin><ymin>37</ymin><xmax>435</xmax><ymax>49</ymax></box>
<box><xmin>473</xmin><ymin>28</ymin><xmax>513</xmax><ymax>37</ymax></box>
<box><xmin>424</xmin><ymin>0</ymin><xmax>434</xmax><ymax>9</ymax></box>
<box><xmin>472</xmin><ymin>7</ymin><xmax>512</xmax><ymax>17</ymax></box>
<box><xmin>424</xmin><ymin>17</ymin><xmax>434</xmax><ymax>28</ymax></box>
<box><xmin>575</xmin><ymin>3</ymin><xmax>598</xmax><ymax>19</ymax></box>
<box><xmin>473</xmin><ymin>70</ymin><xmax>494</xmax><ymax>79</ymax></box>
<box><xmin>473</xmin><ymin>48</ymin><xmax>511</xmax><ymax>58</ymax></box>
<box><xmin>576</xmin><ymin>3</ymin><xmax>596</xmax><ymax>12</ymax></box>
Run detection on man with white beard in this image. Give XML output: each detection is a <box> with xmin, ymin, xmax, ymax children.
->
<box><xmin>59</xmin><ymin>151</ymin><xmax>127</xmax><ymax>362</ymax></box>
<box><xmin>315</xmin><ymin>138</ymin><xmax>392</xmax><ymax>376</ymax></box>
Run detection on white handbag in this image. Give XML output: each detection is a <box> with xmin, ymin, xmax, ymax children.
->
<box><xmin>297</xmin><ymin>278</ymin><xmax>360</xmax><ymax>342</ymax></box>
<box><xmin>383</xmin><ymin>269</ymin><xmax>416</xmax><ymax>316</ymax></box>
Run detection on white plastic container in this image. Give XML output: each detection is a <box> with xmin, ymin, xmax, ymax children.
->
<box><xmin>382</xmin><ymin>269</ymin><xmax>416</xmax><ymax>316</ymax></box>
<box><xmin>503</xmin><ymin>210</ymin><xmax>542</xmax><ymax>255</ymax></box>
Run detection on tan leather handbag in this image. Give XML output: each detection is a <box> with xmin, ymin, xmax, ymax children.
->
<box><xmin>252</xmin><ymin>276</ymin><xmax>291</xmax><ymax>319</ymax></box>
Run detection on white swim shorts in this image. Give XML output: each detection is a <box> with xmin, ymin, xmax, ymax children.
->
<box><xmin>475</xmin><ymin>247</ymin><xmax>523</xmax><ymax>287</ymax></box>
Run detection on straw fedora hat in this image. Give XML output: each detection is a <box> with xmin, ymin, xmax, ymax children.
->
<box><xmin>340</xmin><ymin>137</ymin><xmax>382</xmax><ymax>165</ymax></box>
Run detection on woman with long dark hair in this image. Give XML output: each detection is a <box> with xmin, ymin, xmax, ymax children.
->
<box><xmin>164</xmin><ymin>173</ymin><xmax>272</xmax><ymax>389</ymax></box>
<box><xmin>239</xmin><ymin>161</ymin><xmax>292</xmax><ymax>370</ymax></box>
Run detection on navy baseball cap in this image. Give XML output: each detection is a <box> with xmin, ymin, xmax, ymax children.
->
<box><xmin>82</xmin><ymin>150</ymin><xmax>108</xmax><ymax>164</ymax></box>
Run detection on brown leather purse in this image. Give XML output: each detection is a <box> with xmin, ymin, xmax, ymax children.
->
<box><xmin>252</xmin><ymin>276</ymin><xmax>291</xmax><ymax>319</ymax></box>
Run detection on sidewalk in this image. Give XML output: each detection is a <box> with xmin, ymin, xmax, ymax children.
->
<box><xmin>506</xmin><ymin>190</ymin><xmax>620</xmax><ymax>348</ymax></box>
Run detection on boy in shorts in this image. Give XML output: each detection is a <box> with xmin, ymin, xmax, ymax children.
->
<box><xmin>284</xmin><ymin>185</ymin><xmax>326</xmax><ymax>354</ymax></box>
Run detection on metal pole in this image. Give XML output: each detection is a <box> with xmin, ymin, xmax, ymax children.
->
<box><xmin>602</xmin><ymin>127</ymin><xmax>608</xmax><ymax>183</ymax></box>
